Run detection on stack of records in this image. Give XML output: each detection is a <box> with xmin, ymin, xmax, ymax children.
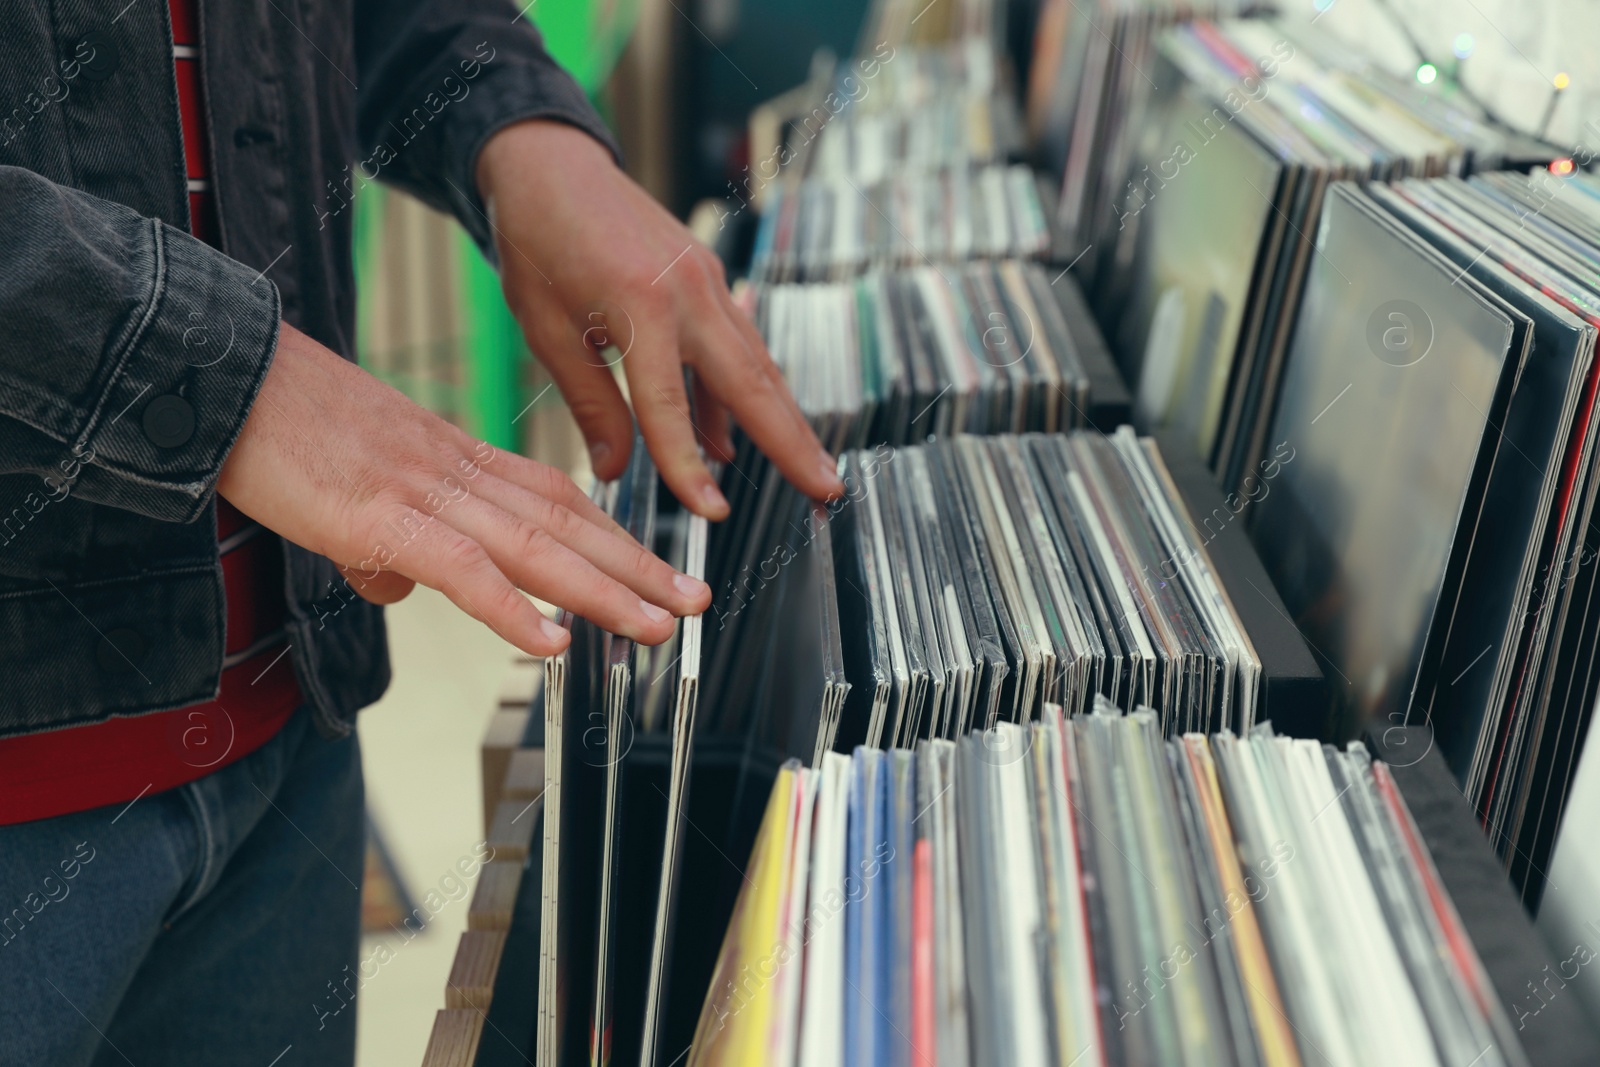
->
<box><xmin>1090</xmin><ymin>19</ymin><xmax>1560</xmax><ymax>499</ymax></box>
<box><xmin>829</xmin><ymin>429</ymin><xmax>1264</xmax><ymax>754</ymax></box>
<box><xmin>742</xmin><ymin>261</ymin><xmax>1097</xmax><ymax>450</ymax></box>
<box><xmin>772</xmin><ymin>37</ymin><xmax>1018</xmax><ymax>183</ymax></box>
<box><xmin>539</xmin><ymin>443</ymin><xmax>711</xmax><ymax>1067</ymax></box>
<box><xmin>695</xmin><ymin>441</ymin><xmax>852</xmax><ymax>767</ymax></box>
<box><xmin>686</xmin><ymin>702</ymin><xmax>1528</xmax><ymax>1067</ymax></box>
<box><xmin>799</xmin><ymin>90</ymin><xmax>1021</xmax><ymax>183</ymax></box>
<box><xmin>857</xmin><ymin>41</ymin><xmax>1000</xmax><ymax>104</ymax></box>
<box><xmin>760</xmin><ymin>38</ymin><xmax>1009</xmax><ymax>186</ymax></box>
<box><xmin>748</xmin><ymin>164</ymin><xmax>1050</xmax><ymax>283</ymax></box>
<box><xmin>1025</xmin><ymin>0</ymin><xmax>1263</xmax><ymax>261</ymax></box>
<box><xmin>1250</xmin><ymin>173</ymin><xmax>1600</xmax><ymax>902</ymax></box>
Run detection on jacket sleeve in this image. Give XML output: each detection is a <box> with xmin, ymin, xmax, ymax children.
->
<box><xmin>353</xmin><ymin>0</ymin><xmax>623</xmax><ymax>253</ymax></box>
<box><xmin>0</xmin><ymin>165</ymin><xmax>280</xmax><ymax>524</ymax></box>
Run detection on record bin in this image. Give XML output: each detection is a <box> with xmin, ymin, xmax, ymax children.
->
<box><xmin>418</xmin><ymin>671</ymin><xmax>1600</xmax><ymax>1066</ymax></box>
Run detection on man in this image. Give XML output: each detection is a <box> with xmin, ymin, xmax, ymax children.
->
<box><xmin>0</xmin><ymin>0</ymin><xmax>838</xmax><ymax>1063</ymax></box>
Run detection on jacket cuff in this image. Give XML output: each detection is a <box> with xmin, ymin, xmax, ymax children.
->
<box><xmin>71</xmin><ymin>221</ymin><xmax>280</xmax><ymax>524</ymax></box>
<box><xmin>437</xmin><ymin>45</ymin><xmax>623</xmax><ymax>251</ymax></box>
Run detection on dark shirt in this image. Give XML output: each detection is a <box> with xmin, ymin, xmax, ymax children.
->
<box><xmin>0</xmin><ymin>0</ymin><xmax>617</xmax><ymax>739</ymax></box>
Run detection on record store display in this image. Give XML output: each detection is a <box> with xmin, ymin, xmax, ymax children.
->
<box><xmin>748</xmin><ymin>164</ymin><xmax>1050</xmax><ymax>283</ymax></box>
<box><xmin>744</xmin><ymin>261</ymin><xmax>1099</xmax><ymax>448</ymax></box>
<box><xmin>470</xmin><ymin>0</ymin><xmax>1600</xmax><ymax>1063</ymax></box>
<box><xmin>798</xmin><ymin>93</ymin><xmax>1018</xmax><ymax>183</ymax></box>
<box><xmin>1088</xmin><ymin>19</ymin><xmax>1561</xmax><ymax>497</ymax></box>
<box><xmin>743</xmin><ymin>14</ymin><xmax>1133</xmax><ymax>446</ymax></box>
<box><xmin>540</xmin><ymin>443</ymin><xmax>710</xmax><ymax>1067</ymax></box>
<box><xmin>687</xmin><ymin>703</ymin><xmax>1528</xmax><ymax>1067</ymax></box>
<box><xmin>1250</xmin><ymin>180</ymin><xmax>1518</xmax><ymax>738</ymax></box>
<box><xmin>828</xmin><ymin>430</ymin><xmax>1264</xmax><ymax>753</ymax></box>
<box><xmin>790</xmin><ymin>43</ymin><xmax>1020</xmax><ymax>183</ymax></box>
<box><xmin>1252</xmin><ymin>173</ymin><xmax>1600</xmax><ymax>903</ymax></box>
<box><xmin>1025</xmin><ymin>0</ymin><xmax>1263</xmax><ymax>261</ymax></box>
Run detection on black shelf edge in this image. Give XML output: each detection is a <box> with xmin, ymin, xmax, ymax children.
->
<box><xmin>474</xmin><ymin>803</ymin><xmax>543</xmax><ymax>1067</ymax></box>
<box><xmin>1045</xmin><ymin>269</ymin><xmax>1132</xmax><ymax>431</ymax></box>
<box><xmin>1369</xmin><ymin>726</ymin><xmax>1600</xmax><ymax>1067</ymax></box>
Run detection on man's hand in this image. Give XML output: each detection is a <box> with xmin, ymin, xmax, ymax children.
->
<box><xmin>475</xmin><ymin>118</ymin><xmax>845</xmax><ymax>519</ymax></box>
<box><xmin>218</xmin><ymin>323</ymin><xmax>709</xmax><ymax>655</ymax></box>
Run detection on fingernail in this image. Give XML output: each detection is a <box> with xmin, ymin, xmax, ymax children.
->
<box><xmin>701</xmin><ymin>482</ymin><xmax>729</xmax><ymax>515</ymax></box>
<box><xmin>539</xmin><ymin>615</ymin><xmax>567</xmax><ymax>645</ymax></box>
<box><xmin>674</xmin><ymin>572</ymin><xmax>709</xmax><ymax>599</ymax></box>
<box><xmin>819</xmin><ymin>450</ymin><xmax>842</xmax><ymax>490</ymax></box>
<box><xmin>640</xmin><ymin>600</ymin><xmax>671</xmax><ymax>624</ymax></box>
<box><xmin>589</xmin><ymin>440</ymin><xmax>612</xmax><ymax>470</ymax></box>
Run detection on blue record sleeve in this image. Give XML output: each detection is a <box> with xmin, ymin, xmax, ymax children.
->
<box><xmin>870</xmin><ymin>747</ymin><xmax>894</xmax><ymax>1065</ymax></box>
<box><xmin>889</xmin><ymin>750</ymin><xmax>917</xmax><ymax>1067</ymax></box>
<box><xmin>845</xmin><ymin>746</ymin><xmax>882</xmax><ymax>1067</ymax></box>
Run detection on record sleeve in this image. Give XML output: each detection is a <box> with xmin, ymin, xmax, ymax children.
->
<box><xmin>1251</xmin><ymin>183</ymin><xmax>1518</xmax><ymax>737</ymax></box>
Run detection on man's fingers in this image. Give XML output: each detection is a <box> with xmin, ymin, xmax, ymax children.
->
<box><xmin>468</xmin><ymin>473</ymin><xmax>710</xmax><ymax>614</ymax></box>
<box><xmin>479</xmin><ymin>445</ymin><xmax>631</xmax><ymax>541</ymax></box>
<box><xmin>691</xmin><ymin>373</ymin><xmax>735</xmax><ymax>463</ymax></box>
<box><xmin>446</xmin><ymin>494</ymin><xmax>679</xmax><ymax>644</ymax></box>
<box><xmin>624</xmin><ymin>306</ymin><xmax>730</xmax><ymax>520</ymax></box>
<box><xmin>687</xmin><ymin>291</ymin><xmax>844</xmax><ymax>503</ymax></box>
<box><xmin>402</xmin><ymin>525</ymin><xmax>571</xmax><ymax>656</ymax></box>
<box><xmin>722</xmin><ymin>286</ymin><xmax>818</xmax><ymax>445</ymax></box>
<box><xmin>527</xmin><ymin>315</ymin><xmax>634</xmax><ymax>481</ymax></box>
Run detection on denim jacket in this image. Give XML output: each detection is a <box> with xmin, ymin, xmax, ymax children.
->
<box><xmin>0</xmin><ymin>0</ymin><xmax>616</xmax><ymax>738</ymax></box>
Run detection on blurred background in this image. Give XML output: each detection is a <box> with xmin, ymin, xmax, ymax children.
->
<box><xmin>351</xmin><ymin>0</ymin><xmax>1600</xmax><ymax>1061</ymax></box>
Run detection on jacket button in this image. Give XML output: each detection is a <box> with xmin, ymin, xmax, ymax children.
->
<box><xmin>143</xmin><ymin>395</ymin><xmax>195</xmax><ymax>448</ymax></box>
<box><xmin>96</xmin><ymin>627</ymin><xmax>149</xmax><ymax>672</ymax></box>
<box><xmin>72</xmin><ymin>31</ymin><xmax>119</xmax><ymax>82</ymax></box>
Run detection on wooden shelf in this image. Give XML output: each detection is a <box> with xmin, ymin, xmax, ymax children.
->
<box><xmin>421</xmin><ymin>657</ymin><xmax>542</xmax><ymax>1067</ymax></box>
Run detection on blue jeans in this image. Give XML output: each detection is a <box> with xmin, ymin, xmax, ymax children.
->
<box><xmin>0</xmin><ymin>707</ymin><xmax>364</xmax><ymax>1066</ymax></box>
